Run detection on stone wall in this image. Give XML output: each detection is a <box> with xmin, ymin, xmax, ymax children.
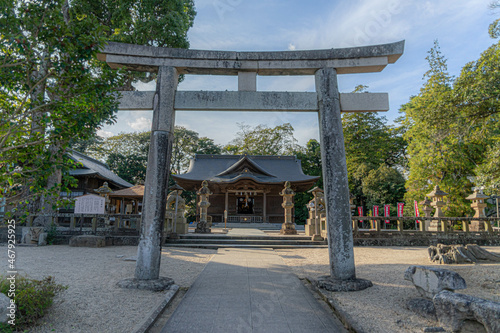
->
<box><xmin>353</xmin><ymin>231</ymin><xmax>500</xmax><ymax>246</ymax></box>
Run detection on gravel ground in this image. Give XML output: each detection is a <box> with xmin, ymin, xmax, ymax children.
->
<box><xmin>1</xmin><ymin>244</ymin><xmax>498</xmax><ymax>333</ymax></box>
<box><xmin>276</xmin><ymin>246</ymin><xmax>500</xmax><ymax>333</ymax></box>
<box><xmin>0</xmin><ymin>245</ymin><xmax>215</xmax><ymax>333</ymax></box>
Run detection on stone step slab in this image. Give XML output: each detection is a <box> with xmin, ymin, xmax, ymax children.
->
<box><xmin>69</xmin><ymin>235</ymin><xmax>106</xmax><ymax>247</ymax></box>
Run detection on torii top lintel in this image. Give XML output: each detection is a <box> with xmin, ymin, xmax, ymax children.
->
<box><xmin>97</xmin><ymin>40</ymin><xmax>404</xmax><ymax>75</ymax></box>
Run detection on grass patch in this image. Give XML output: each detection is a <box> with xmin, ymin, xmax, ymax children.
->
<box><xmin>0</xmin><ymin>275</ymin><xmax>67</xmax><ymax>331</ymax></box>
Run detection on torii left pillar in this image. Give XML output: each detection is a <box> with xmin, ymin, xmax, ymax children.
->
<box><xmin>314</xmin><ymin>68</ymin><xmax>372</xmax><ymax>291</ymax></box>
<box><xmin>117</xmin><ymin>66</ymin><xmax>177</xmax><ymax>291</ymax></box>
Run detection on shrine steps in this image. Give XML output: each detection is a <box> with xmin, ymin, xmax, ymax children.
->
<box><xmin>164</xmin><ymin>234</ymin><xmax>327</xmax><ymax>249</ymax></box>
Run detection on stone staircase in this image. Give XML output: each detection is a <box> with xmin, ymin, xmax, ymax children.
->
<box><xmin>164</xmin><ymin>228</ymin><xmax>327</xmax><ymax>249</ymax></box>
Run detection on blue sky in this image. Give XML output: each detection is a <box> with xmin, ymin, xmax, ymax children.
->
<box><xmin>99</xmin><ymin>0</ymin><xmax>497</xmax><ymax>146</ymax></box>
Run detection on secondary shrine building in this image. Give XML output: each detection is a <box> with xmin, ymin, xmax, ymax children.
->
<box><xmin>173</xmin><ymin>154</ymin><xmax>319</xmax><ymax>224</ymax></box>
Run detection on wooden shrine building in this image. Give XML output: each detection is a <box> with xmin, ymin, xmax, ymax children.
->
<box><xmin>173</xmin><ymin>154</ymin><xmax>319</xmax><ymax>223</ymax></box>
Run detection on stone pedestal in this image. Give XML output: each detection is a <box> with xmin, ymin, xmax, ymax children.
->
<box><xmin>427</xmin><ymin>186</ymin><xmax>448</xmax><ymax>232</ymax></box>
<box><xmin>420</xmin><ymin>198</ymin><xmax>433</xmax><ymax>231</ymax></box>
<box><xmin>466</xmin><ymin>189</ymin><xmax>489</xmax><ymax>232</ymax></box>
<box><xmin>305</xmin><ymin>187</ymin><xmax>324</xmax><ymax>240</ymax></box>
<box><xmin>305</xmin><ymin>208</ymin><xmax>315</xmax><ymax>236</ymax></box>
<box><xmin>314</xmin><ymin>276</ymin><xmax>373</xmax><ymax>292</ymax></box>
<box><xmin>195</xmin><ymin>180</ymin><xmax>212</xmax><ymax>234</ymax></box>
<box><xmin>280</xmin><ymin>181</ymin><xmax>297</xmax><ymax>235</ymax></box>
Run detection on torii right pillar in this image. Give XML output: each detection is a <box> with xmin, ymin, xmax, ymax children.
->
<box><xmin>315</xmin><ymin>68</ymin><xmax>373</xmax><ymax>291</ymax></box>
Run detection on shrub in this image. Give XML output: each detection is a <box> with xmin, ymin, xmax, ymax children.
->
<box><xmin>46</xmin><ymin>223</ymin><xmax>58</xmax><ymax>245</ymax></box>
<box><xmin>0</xmin><ymin>275</ymin><xmax>67</xmax><ymax>331</ymax></box>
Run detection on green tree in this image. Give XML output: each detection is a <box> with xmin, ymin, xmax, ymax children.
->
<box><xmin>362</xmin><ymin>164</ymin><xmax>406</xmax><ymax>208</ymax></box>
<box><xmin>74</xmin><ymin>127</ymin><xmax>220</xmax><ymax>184</ymax></box>
<box><xmin>71</xmin><ymin>0</ymin><xmax>196</xmax><ymax>89</ymax></box>
<box><xmin>1</xmin><ymin>0</ymin><xmax>196</xmax><ymax>218</ymax></box>
<box><xmin>294</xmin><ymin>139</ymin><xmax>322</xmax><ymax>223</ymax></box>
<box><xmin>223</xmin><ymin>123</ymin><xmax>298</xmax><ymax>156</ymax></box>
<box><xmin>342</xmin><ymin>86</ymin><xmax>407</xmax><ymax>209</ymax></box>
<box><xmin>1</xmin><ymin>0</ymin><xmax>121</xmax><ymax>218</ymax></box>
<box><xmin>453</xmin><ymin>41</ymin><xmax>500</xmax><ymax>191</ymax></box>
<box><xmin>399</xmin><ymin>41</ymin><xmax>488</xmax><ymax>216</ymax></box>
<box><xmin>195</xmin><ymin>137</ymin><xmax>222</xmax><ymax>155</ymax></box>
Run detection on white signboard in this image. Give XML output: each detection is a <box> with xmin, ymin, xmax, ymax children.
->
<box><xmin>74</xmin><ymin>194</ymin><xmax>105</xmax><ymax>214</ymax></box>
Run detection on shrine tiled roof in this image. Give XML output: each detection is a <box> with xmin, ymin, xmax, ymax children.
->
<box><xmin>69</xmin><ymin>150</ymin><xmax>133</xmax><ymax>189</ymax></box>
<box><xmin>173</xmin><ymin>154</ymin><xmax>319</xmax><ymax>186</ymax></box>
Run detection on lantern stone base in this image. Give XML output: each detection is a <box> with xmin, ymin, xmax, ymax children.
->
<box><xmin>428</xmin><ymin>221</ymin><xmax>441</xmax><ymax>232</ymax></box>
<box><xmin>304</xmin><ymin>221</ymin><xmax>315</xmax><ymax>236</ymax></box>
<box><xmin>469</xmin><ymin>221</ymin><xmax>485</xmax><ymax>232</ymax></box>
<box><xmin>314</xmin><ymin>276</ymin><xmax>373</xmax><ymax>292</ymax></box>
<box><xmin>311</xmin><ymin>234</ymin><xmax>324</xmax><ymax>241</ymax></box>
<box><xmin>280</xmin><ymin>223</ymin><xmax>297</xmax><ymax>235</ymax></box>
<box><xmin>195</xmin><ymin>221</ymin><xmax>211</xmax><ymax>233</ymax></box>
<box><xmin>117</xmin><ymin>276</ymin><xmax>174</xmax><ymax>292</ymax></box>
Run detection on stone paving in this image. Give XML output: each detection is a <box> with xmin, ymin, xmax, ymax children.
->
<box><xmin>161</xmin><ymin>248</ymin><xmax>346</xmax><ymax>333</ymax></box>
<box><xmin>226</xmin><ymin>228</ymin><xmax>269</xmax><ymax>237</ymax></box>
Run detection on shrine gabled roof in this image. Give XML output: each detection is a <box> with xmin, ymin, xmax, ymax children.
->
<box><xmin>69</xmin><ymin>150</ymin><xmax>133</xmax><ymax>189</ymax></box>
<box><xmin>172</xmin><ymin>154</ymin><xmax>319</xmax><ymax>186</ymax></box>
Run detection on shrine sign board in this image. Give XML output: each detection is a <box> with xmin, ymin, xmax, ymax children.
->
<box><xmin>74</xmin><ymin>194</ymin><xmax>105</xmax><ymax>214</ymax></box>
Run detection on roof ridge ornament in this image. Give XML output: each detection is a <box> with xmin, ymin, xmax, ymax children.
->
<box><xmin>216</xmin><ymin>154</ymin><xmax>276</xmax><ymax>178</ymax></box>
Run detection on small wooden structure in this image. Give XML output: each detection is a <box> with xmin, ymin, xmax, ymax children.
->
<box><xmin>109</xmin><ymin>185</ymin><xmax>145</xmax><ymax>215</ymax></box>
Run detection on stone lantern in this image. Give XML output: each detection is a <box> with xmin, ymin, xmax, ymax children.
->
<box><xmin>427</xmin><ymin>185</ymin><xmax>448</xmax><ymax>231</ymax></box>
<box><xmin>466</xmin><ymin>189</ymin><xmax>490</xmax><ymax>232</ymax></box>
<box><xmin>419</xmin><ymin>198</ymin><xmax>433</xmax><ymax>231</ymax></box>
<box><xmin>305</xmin><ymin>187</ymin><xmax>324</xmax><ymax>241</ymax></box>
<box><xmin>94</xmin><ymin>181</ymin><xmax>114</xmax><ymax>213</ymax></box>
<box><xmin>165</xmin><ymin>183</ymin><xmax>187</xmax><ymax>236</ymax></box>
<box><xmin>195</xmin><ymin>180</ymin><xmax>212</xmax><ymax>234</ymax></box>
<box><xmin>280</xmin><ymin>181</ymin><xmax>297</xmax><ymax>235</ymax></box>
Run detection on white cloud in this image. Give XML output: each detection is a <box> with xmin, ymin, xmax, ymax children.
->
<box><xmin>288</xmin><ymin>43</ymin><xmax>296</xmax><ymax>50</ymax></box>
<box><xmin>127</xmin><ymin>116</ymin><xmax>152</xmax><ymax>131</ymax></box>
<box><xmin>96</xmin><ymin>129</ymin><xmax>114</xmax><ymax>138</ymax></box>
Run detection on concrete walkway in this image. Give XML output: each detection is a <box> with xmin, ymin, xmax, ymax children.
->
<box><xmin>161</xmin><ymin>248</ymin><xmax>346</xmax><ymax>333</ymax></box>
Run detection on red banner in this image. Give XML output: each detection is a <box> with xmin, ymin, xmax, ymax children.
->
<box><xmin>397</xmin><ymin>202</ymin><xmax>404</xmax><ymax>217</ymax></box>
<box><xmin>384</xmin><ymin>205</ymin><xmax>390</xmax><ymax>223</ymax></box>
<box><xmin>357</xmin><ymin>206</ymin><xmax>363</xmax><ymax>216</ymax></box>
<box><xmin>373</xmin><ymin>206</ymin><xmax>379</xmax><ymax>217</ymax></box>
<box><xmin>414</xmin><ymin>200</ymin><xmax>420</xmax><ymax>223</ymax></box>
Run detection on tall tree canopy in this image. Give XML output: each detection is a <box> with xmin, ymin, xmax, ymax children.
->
<box><xmin>74</xmin><ymin>127</ymin><xmax>220</xmax><ymax>184</ymax></box>
<box><xmin>1</xmin><ymin>0</ymin><xmax>196</xmax><ymax>216</ymax></box>
<box><xmin>1</xmin><ymin>0</ymin><xmax>121</xmax><ymax>216</ymax></box>
<box><xmin>71</xmin><ymin>0</ymin><xmax>196</xmax><ymax>89</ymax></box>
<box><xmin>223</xmin><ymin>123</ymin><xmax>298</xmax><ymax>156</ymax></box>
<box><xmin>342</xmin><ymin>86</ymin><xmax>407</xmax><ymax>210</ymax></box>
<box><xmin>399</xmin><ymin>39</ymin><xmax>500</xmax><ymax>216</ymax></box>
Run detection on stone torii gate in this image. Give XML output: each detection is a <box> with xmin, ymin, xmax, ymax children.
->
<box><xmin>98</xmin><ymin>40</ymin><xmax>404</xmax><ymax>290</ymax></box>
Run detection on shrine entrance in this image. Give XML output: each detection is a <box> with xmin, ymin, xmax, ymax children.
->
<box><xmin>237</xmin><ymin>196</ymin><xmax>254</xmax><ymax>215</ymax></box>
<box><xmin>98</xmin><ymin>39</ymin><xmax>404</xmax><ymax>291</ymax></box>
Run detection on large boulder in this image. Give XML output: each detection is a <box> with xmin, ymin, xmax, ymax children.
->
<box><xmin>69</xmin><ymin>235</ymin><xmax>106</xmax><ymax>248</ymax></box>
<box><xmin>404</xmin><ymin>266</ymin><xmax>466</xmax><ymax>299</ymax></box>
<box><xmin>406</xmin><ymin>297</ymin><xmax>437</xmax><ymax>320</ymax></box>
<box><xmin>433</xmin><ymin>290</ymin><xmax>500</xmax><ymax>333</ymax></box>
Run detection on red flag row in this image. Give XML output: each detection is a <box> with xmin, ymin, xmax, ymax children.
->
<box><xmin>356</xmin><ymin>203</ymin><xmax>407</xmax><ymax>222</ymax></box>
